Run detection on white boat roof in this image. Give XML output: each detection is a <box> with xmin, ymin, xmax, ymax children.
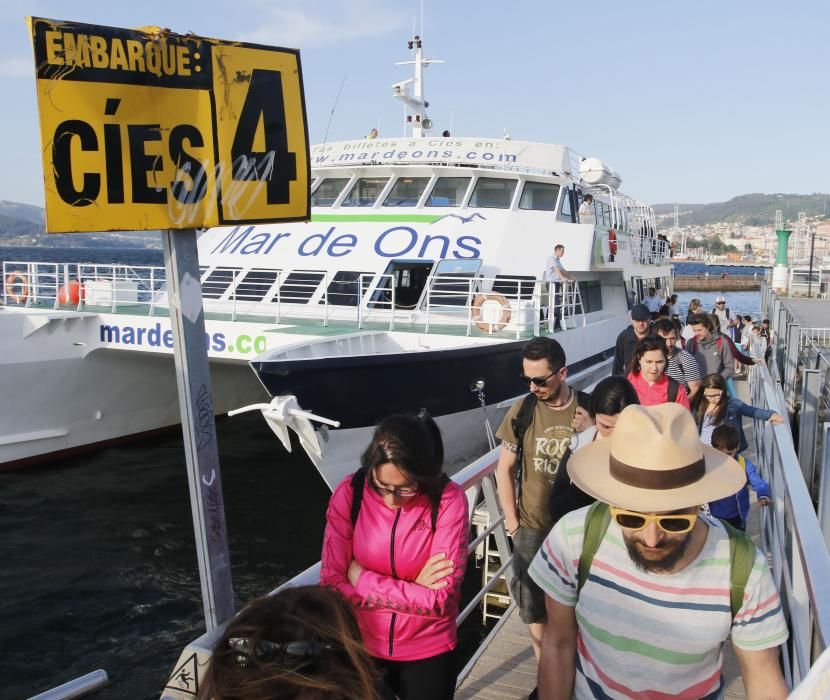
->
<box><xmin>311</xmin><ymin>137</ymin><xmax>575</xmax><ymax>177</ymax></box>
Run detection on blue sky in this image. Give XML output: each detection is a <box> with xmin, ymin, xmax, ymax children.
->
<box><xmin>1</xmin><ymin>0</ymin><xmax>828</xmax><ymax>208</ymax></box>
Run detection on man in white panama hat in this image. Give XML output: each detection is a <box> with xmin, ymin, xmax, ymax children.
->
<box><xmin>528</xmin><ymin>403</ymin><xmax>788</xmax><ymax>700</ymax></box>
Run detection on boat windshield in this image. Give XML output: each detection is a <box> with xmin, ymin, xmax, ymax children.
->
<box><xmin>469</xmin><ymin>178</ymin><xmax>517</xmax><ymax>209</ymax></box>
<box><xmin>341</xmin><ymin>178</ymin><xmax>389</xmax><ymax>207</ymax></box>
<box><xmin>311</xmin><ymin>178</ymin><xmax>350</xmax><ymax>206</ymax></box>
<box><xmin>383</xmin><ymin>177</ymin><xmax>431</xmax><ymax>207</ymax></box>
<box><xmin>425</xmin><ymin>177</ymin><xmax>471</xmax><ymax>207</ymax></box>
<box><xmin>519</xmin><ymin>181</ymin><xmax>561</xmax><ymax>211</ymax></box>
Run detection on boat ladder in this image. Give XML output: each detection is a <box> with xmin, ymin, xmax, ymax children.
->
<box><xmin>559</xmin><ymin>281</ymin><xmax>586</xmax><ymax>330</ymax></box>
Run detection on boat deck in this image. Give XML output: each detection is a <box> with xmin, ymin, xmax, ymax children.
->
<box><xmin>456</xmin><ymin>376</ymin><xmax>762</xmax><ymax>699</ymax></box>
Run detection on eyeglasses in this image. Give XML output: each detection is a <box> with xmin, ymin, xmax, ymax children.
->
<box><xmin>703</xmin><ymin>391</ymin><xmax>723</xmax><ymax>399</ymax></box>
<box><xmin>610</xmin><ymin>507</ymin><xmax>697</xmax><ymax>534</ymax></box>
<box><xmin>372</xmin><ymin>480</ymin><xmax>419</xmax><ymax>498</ymax></box>
<box><xmin>717</xmin><ymin>302</ymin><xmax>725</xmax><ymax>305</ymax></box>
<box><xmin>519</xmin><ymin>371</ymin><xmax>555</xmax><ymax>387</ymax></box>
<box><xmin>229</xmin><ymin>637</ymin><xmax>336</xmax><ymax>669</ymax></box>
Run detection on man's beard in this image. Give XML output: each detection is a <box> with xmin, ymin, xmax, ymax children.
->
<box><xmin>624</xmin><ymin>532</ymin><xmax>692</xmax><ymax>573</ymax></box>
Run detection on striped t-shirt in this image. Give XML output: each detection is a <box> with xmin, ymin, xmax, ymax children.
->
<box><xmin>529</xmin><ymin>507</ymin><xmax>788</xmax><ymax>699</ymax></box>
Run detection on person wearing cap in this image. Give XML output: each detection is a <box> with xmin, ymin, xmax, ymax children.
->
<box><xmin>528</xmin><ymin>403</ymin><xmax>788</xmax><ymax>700</ymax></box>
<box><xmin>612</xmin><ymin>304</ymin><xmax>653</xmax><ymax>375</ymax></box>
<box><xmin>712</xmin><ymin>296</ymin><xmax>731</xmax><ymax>330</ymax></box>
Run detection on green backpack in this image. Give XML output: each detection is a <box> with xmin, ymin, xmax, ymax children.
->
<box><xmin>576</xmin><ymin>501</ymin><xmax>755</xmax><ymax>619</ymax></box>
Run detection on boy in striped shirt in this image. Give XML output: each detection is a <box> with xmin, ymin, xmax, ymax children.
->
<box><xmin>529</xmin><ymin>403</ymin><xmax>788</xmax><ymax>699</ymax></box>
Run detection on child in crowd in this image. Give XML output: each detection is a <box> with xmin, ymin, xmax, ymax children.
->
<box><xmin>707</xmin><ymin>425</ymin><xmax>772</xmax><ymax>531</ymax></box>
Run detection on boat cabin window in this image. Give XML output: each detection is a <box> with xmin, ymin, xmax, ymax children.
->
<box><xmin>428</xmin><ymin>259</ymin><xmax>483</xmax><ymax>307</ymax></box>
<box><xmin>559</xmin><ymin>187</ymin><xmax>574</xmax><ymax>221</ymax></box>
<box><xmin>236</xmin><ymin>269</ymin><xmax>281</xmax><ymax>302</ymax></box>
<box><xmin>372</xmin><ymin>260</ymin><xmax>434</xmax><ymax>309</ymax></box>
<box><xmin>519</xmin><ymin>181</ymin><xmax>561</xmax><ymax>211</ymax></box>
<box><xmin>311</xmin><ymin>178</ymin><xmax>349</xmax><ymax>206</ymax></box>
<box><xmin>202</xmin><ymin>267</ymin><xmax>242</xmax><ymax>299</ymax></box>
<box><xmin>383</xmin><ymin>177</ymin><xmax>431</xmax><ymax>207</ymax></box>
<box><xmin>341</xmin><ymin>177</ymin><xmax>388</xmax><ymax>207</ymax></box>
<box><xmin>322</xmin><ymin>270</ymin><xmax>373</xmax><ymax>306</ymax></box>
<box><xmin>469</xmin><ymin>177</ymin><xmax>517</xmax><ymax>209</ymax></box>
<box><xmin>276</xmin><ymin>271</ymin><xmax>325</xmax><ymax>303</ymax></box>
<box><xmin>425</xmin><ymin>176</ymin><xmax>471</xmax><ymax>207</ymax></box>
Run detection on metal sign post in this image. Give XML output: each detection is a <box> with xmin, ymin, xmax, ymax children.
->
<box><xmin>162</xmin><ymin>228</ymin><xmax>234</xmax><ymax>630</ymax></box>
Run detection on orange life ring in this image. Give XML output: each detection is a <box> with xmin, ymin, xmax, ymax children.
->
<box><xmin>608</xmin><ymin>228</ymin><xmax>618</xmax><ymax>255</ymax></box>
<box><xmin>472</xmin><ymin>293</ymin><xmax>512</xmax><ymax>332</ymax></box>
<box><xmin>5</xmin><ymin>271</ymin><xmax>29</xmax><ymax>304</ymax></box>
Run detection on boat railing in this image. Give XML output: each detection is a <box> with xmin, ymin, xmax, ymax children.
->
<box><xmin>749</xmin><ymin>360</ymin><xmax>830</xmax><ymax>688</ymax></box>
<box><xmin>160</xmin><ymin>447</ymin><xmax>514</xmax><ymax>699</ymax></box>
<box><xmin>4</xmin><ymin>261</ymin><xmax>592</xmax><ymax>339</ymax></box>
<box><xmin>1</xmin><ymin>260</ymin><xmax>166</xmax><ymax>311</ymax></box>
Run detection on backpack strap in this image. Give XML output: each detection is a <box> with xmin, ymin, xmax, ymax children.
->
<box><xmin>723</xmin><ymin>520</ymin><xmax>755</xmax><ymax>620</ymax></box>
<box><xmin>350</xmin><ymin>468</ymin><xmax>367</xmax><ymax>528</ymax></box>
<box><xmin>667</xmin><ymin>377</ymin><xmax>679</xmax><ymax>403</ymax></box>
<box><xmin>577</xmin><ymin>502</ymin><xmax>611</xmax><ymax>595</ymax></box>
<box><xmin>510</xmin><ymin>393</ymin><xmax>538</xmax><ymax>504</ymax></box>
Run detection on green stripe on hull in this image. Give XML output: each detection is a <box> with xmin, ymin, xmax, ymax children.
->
<box><xmin>311</xmin><ymin>214</ymin><xmax>443</xmax><ymax>223</ymax></box>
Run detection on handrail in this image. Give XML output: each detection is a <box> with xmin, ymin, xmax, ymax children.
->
<box><xmin>749</xmin><ymin>362</ymin><xmax>830</xmax><ymax>687</ymax></box>
<box><xmin>160</xmin><ymin>447</ymin><xmax>512</xmax><ymax>699</ymax></box>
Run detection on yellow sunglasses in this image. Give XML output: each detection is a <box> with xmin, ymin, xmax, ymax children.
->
<box><xmin>610</xmin><ymin>507</ymin><xmax>697</xmax><ymax>534</ymax></box>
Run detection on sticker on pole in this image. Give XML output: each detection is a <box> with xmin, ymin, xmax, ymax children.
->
<box><xmin>28</xmin><ymin>17</ymin><xmax>310</xmax><ymax>233</ymax></box>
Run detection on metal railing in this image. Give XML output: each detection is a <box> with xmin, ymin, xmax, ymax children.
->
<box><xmin>748</xmin><ymin>285</ymin><xmax>830</xmax><ymax>685</ymax></box>
<box><xmin>4</xmin><ymin>261</ymin><xmax>589</xmax><ymax>339</ymax></box>
<box><xmin>160</xmin><ymin>448</ymin><xmax>513</xmax><ymax>699</ymax></box>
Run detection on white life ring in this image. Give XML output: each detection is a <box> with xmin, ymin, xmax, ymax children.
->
<box><xmin>472</xmin><ymin>293</ymin><xmax>512</xmax><ymax>332</ymax></box>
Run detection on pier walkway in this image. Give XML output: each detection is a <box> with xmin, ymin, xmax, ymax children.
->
<box><xmin>455</xmin><ymin>375</ymin><xmax>763</xmax><ymax>700</ymax></box>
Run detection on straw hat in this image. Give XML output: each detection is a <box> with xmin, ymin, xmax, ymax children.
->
<box><xmin>567</xmin><ymin>403</ymin><xmax>745</xmax><ymax>512</ymax></box>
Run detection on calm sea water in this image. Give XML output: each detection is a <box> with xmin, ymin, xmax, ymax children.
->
<box><xmin>0</xmin><ymin>248</ymin><xmax>763</xmax><ymax>698</ymax></box>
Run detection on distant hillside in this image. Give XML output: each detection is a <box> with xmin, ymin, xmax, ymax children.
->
<box><xmin>653</xmin><ymin>193</ymin><xmax>829</xmax><ymax>228</ymax></box>
<box><xmin>0</xmin><ymin>200</ymin><xmax>160</xmax><ymax>248</ymax></box>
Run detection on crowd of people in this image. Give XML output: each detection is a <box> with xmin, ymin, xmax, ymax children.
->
<box><xmin>197</xmin><ymin>295</ymin><xmax>796</xmax><ymax>700</ymax></box>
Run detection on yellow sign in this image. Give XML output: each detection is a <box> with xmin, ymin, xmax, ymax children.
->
<box><xmin>28</xmin><ymin>18</ymin><xmax>310</xmax><ymax>233</ymax></box>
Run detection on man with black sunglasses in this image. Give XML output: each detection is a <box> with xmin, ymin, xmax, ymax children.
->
<box><xmin>494</xmin><ymin>337</ymin><xmax>588</xmax><ymax>662</ymax></box>
<box><xmin>528</xmin><ymin>403</ymin><xmax>788</xmax><ymax>700</ymax></box>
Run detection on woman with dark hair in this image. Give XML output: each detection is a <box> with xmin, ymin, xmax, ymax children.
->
<box><xmin>548</xmin><ymin>376</ymin><xmax>640</xmax><ymax>526</ymax></box>
<box><xmin>200</xmin><ymin>585</ymin><xmax>388</xmax><ymax>700</ymax></box>
<box><xmin>320</xmin><ymin>413</ymin><xmax>468</xmax><ymax>700</ymax></box>
<box><xmin>691</xmin><ymin>373</ymin><xmax>785</xmax><ymax>449</ymax></box>
<box><xmin>626</xmin><ymin>336</ymin><xmax>690</xmax><ymax>409</ymax></box>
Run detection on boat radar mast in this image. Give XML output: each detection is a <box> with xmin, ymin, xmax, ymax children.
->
<box><xmin>392</xmin><ymin>35</ymin><xmax>443</xmax><ymax>138</ymax></box>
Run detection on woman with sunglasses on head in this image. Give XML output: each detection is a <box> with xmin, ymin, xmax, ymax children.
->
<box><xmin>320</xmin><ymin>413</ymin><xmax>468</xmax><ymax>700</ymax></box>
<box><xmin>691</xmin><ymin>373</ymin><xmax>785</xmax><ymax>449</ymax></box>
<box><xmin>200</xmin><ymin>585</ymin><xmax>391</xmax><ymax>700</ymax></box>
<box><xmin>626</xmin><ymin>336</ymin><xmax>691</xmax><ymax>409</ymax></box>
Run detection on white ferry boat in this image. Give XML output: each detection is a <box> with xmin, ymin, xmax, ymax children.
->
<box><xmin>0</xmin><ymin>35</ymin><xmax>671</xmax><ymax>487</ymax></box>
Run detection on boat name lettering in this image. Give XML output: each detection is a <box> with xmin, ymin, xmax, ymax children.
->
<box><xmin>312</xmin><ymin>148</ymin><xmax>517</xmax><ymax>165</ymax></box>
<box><xmin>210</xmin><ymin>225</ymin><xmax>481</xmax><ymax>259</ymax></box>
<box><xmin>99</xmin><ymin>323</ymin><xmax>267</xmax><ymax>354</ymax></box>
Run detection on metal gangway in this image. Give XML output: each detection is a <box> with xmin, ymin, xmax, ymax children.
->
<box><xmin>156</xmin><ymin>363</ymin><xmax>830</xmax><ymax>700</ymax></box>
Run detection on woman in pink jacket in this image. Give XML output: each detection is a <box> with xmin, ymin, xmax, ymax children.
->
<box><xmin>320</xmin><ymin>413</ymin><xmax>469</xmax><ymax>700</ymax></box>
<box><xmin>626</xmin><ymin>336</ymin><xmax>691</xmax><ymax>409</ymax></box>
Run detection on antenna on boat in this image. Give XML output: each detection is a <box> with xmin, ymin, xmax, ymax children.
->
<box><xmin>392</xmin><ymin>33</ymin><xmax>443</xmax><ymax>137</ymax></box>
<box><xmin>322</xmin><ymin>73</ymin><xmax>348</xmax><ymax>147</ymax></box>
